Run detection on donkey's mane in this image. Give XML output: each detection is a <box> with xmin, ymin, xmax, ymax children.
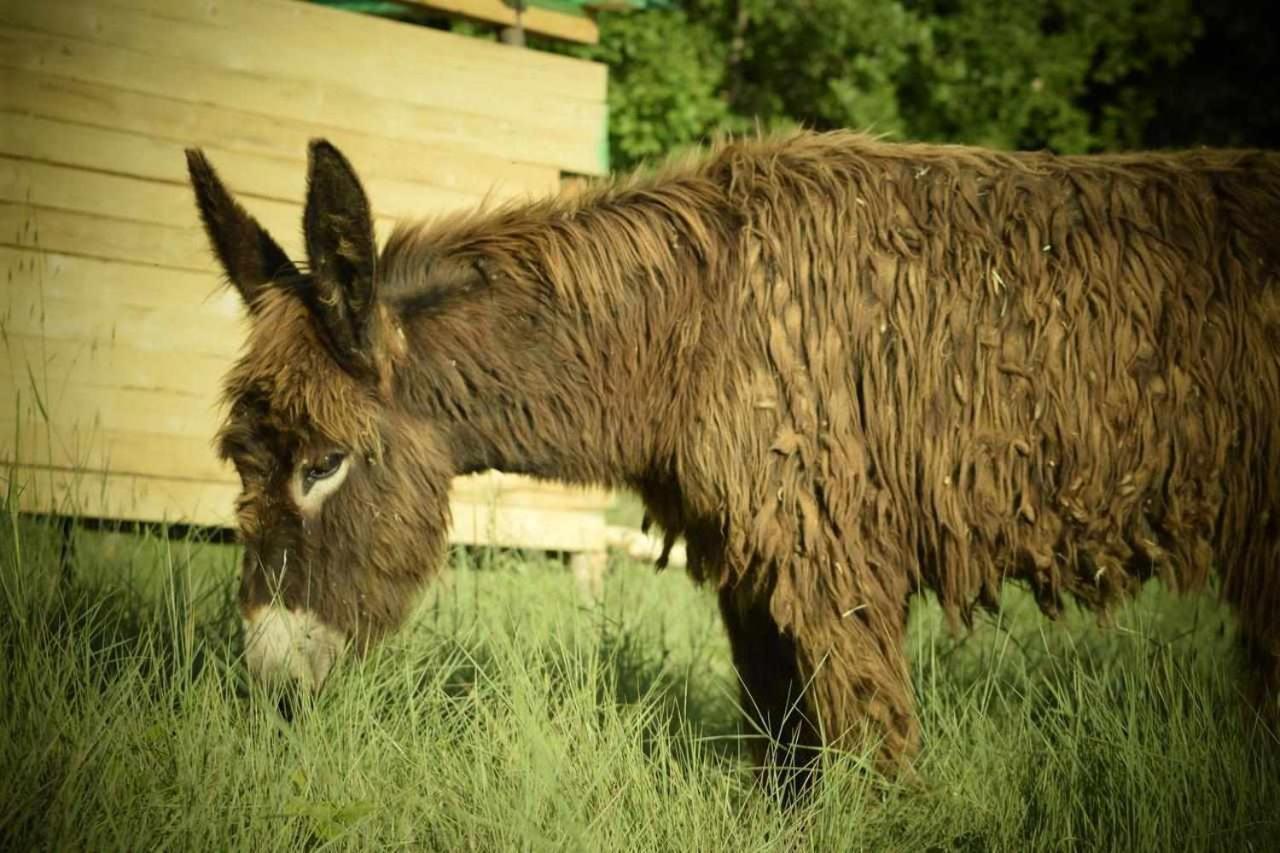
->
<box><xmin>377</xmin><ymin>142</ymin><xmax>735</xmax><ymax>323</ymax></box>
<box><xmin>375</xmin><ymin>129</ymin><xmax>1270</xmax><ymax>327</ymax></box>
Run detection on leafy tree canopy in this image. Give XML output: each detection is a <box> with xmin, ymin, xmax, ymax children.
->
<box><xmin>537</xmin><ymin>0</ymin><xmax>1245</xmax><ymax>170</ymax></box>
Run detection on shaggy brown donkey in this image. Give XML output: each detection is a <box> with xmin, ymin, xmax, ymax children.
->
<box><xmin>187</xmin><ymin>131</ymin><xmax>1280</xmax><ymax>790</ymax></box>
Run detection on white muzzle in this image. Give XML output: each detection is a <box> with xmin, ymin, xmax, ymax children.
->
<box><xmin>242</xmin><ymin>606</ymin><xmax>348</xmax><ymax>691</ymax></box>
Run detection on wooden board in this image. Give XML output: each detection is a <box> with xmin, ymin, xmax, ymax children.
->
<box><xmin>2</xmin><ymin>385</ymin><xmax>224</xmax><ymax>443</ymax></box>
<box><xmin>403</xmin><ymin>0</ymin><xmax>600</xmax><ymax>45</ymax></box>
<box><xmin>1</xmin><ymin>335</ymin><xmax>232</xmax><ymax>397</ymax></box>
<box><xmin>3</xmin><ymin>422</ymin><xmax>230</xmax><ymax>484</ymax></box>
<box><xmin>0</xmin><ymin>202</ymin><xmax>213</xmax><ymax>271</ymax></box>
<box><xmin>7</xmin><ymin>467</ymin><xmax>241</xmax><ymax>527</ymax></box>
<box><xmin>5</xmin><ymin>466</ymin><xmax>609</xmax><ymax>552</ymax></box>
<box><xmin>1</xmin><ymin>248</ymin><xmax>240</xmax><ymax>313</ymax></box>
<box><xmin>0</xmin><ymin>0</ymin><xmax>608</xmax><ymax>175</ymax></box>
<box><xmin>0</xmin><ymin>67</ymin><xmax>561</xmax><ymax>200</ymax></box>
<box><xmin>0</xmin><ymin>200</ymin><xmax>398</xmax><ymax>273</ymax></box>
<box><xmin>97</xmin><ymin>0</ymin><xmax>607</xmax><ymax>101</ymax></box>
<box><xmin>450</xmin><ymin>502</ymin><xmax>607</xmax><ymax>551</ymax></box>
<box><xmin>0</xmin><ymin>114</ymin><xmax>499</xmax><ymax>221</ymax></box>
<box><xmin>0</xmin><ymin>157</ymin><xmax>404</xmax><ymax>248</ymax></box>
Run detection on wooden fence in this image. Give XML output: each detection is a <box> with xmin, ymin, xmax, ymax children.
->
<box><xmin>0</xmin><ymin>0</ymin><xmax>613</xmax><ymax>556</ymax></box>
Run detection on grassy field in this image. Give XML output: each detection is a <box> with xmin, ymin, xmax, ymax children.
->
<box><xmin>1</xmin><ymin>500</ymin><xmax>1277</xmax><ymax>852</ymax></box>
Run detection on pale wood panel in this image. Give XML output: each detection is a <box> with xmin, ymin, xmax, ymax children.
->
<box><xmin>0</xmin><ymin>9</ymin><xmax>606</xmax><ymax>175</ymax></box>
<box><xmin>0</xmin><ymin>68</ymin><xmax>561</xmax><ymax>200</ymax></box>
<box><xmin>0</xmin><ymin>157</ymin><xmax>403</xmax><ymax>250</ymax></box>
<box><xmin>9</xmin><ymin>467</ymin><xmax>240</xmax><ymax>527</ymax></box>
<box><xmin>5</xmin><ymin>293</ymin><xmax>244</xmax><ymax>359</ymax></box>
<box><xmin>2</xmin><ymin>421</ymin><xmax>230</xmax><ymax>483</ymax></box>
<box><xmin>0</xmin><ymin>248</ymin><xmax>238</xmax><ymax>312</ymax></box>
<box><xmin>3</xmin><ymin>418</ymin><xmax>612</xmax><ymax>516</ymax></box>
<box><xmin>449</xmin><ymin>470</ymin><xmax>611</xmax><ymax>511</ymax></box>
<box><xmin>0</xmin><ymin>26</ymin><xmax>601</xmax><ymax>176</ymax></box>
<box><xmin>2</xmin><ymin>334</ymin><xmax>234</xmax><ymax>397</ymax></box>
<box><xmin>0</xmin><ymin>0</ymin><xmax>603</xmax><ymax>121</ymax></box>
<box><xmin>450</xmin><ymin>502</ymin><xmax>607</xmax><ymax>551</ymax></box>
<box><xmin>1</xmin><ymin>383</ymin><xmax>224</xmax><ymax>442</ymax></box>
<box><xmin>99</xmin><ymin>0</ymin><xmax>607</xmax><ymax>101</ymax></box>
<box><xmin>0</xmin><ymin>202</ymin><xmax>397</xmax><ymax>272</ymax></box>
<box><xmin>9</xmin><ymin>464</ymin><xmax>607</xmax><ymax>550</ymax></box>
<box><xmin>0</xmin><ymin>202</ymin><xmax>212</xmax><ymax>271</ymax></box>
<box><xmin>0</xmin><ymin>113</ymin><xmax>498</xmax><ymax>221</ymax></box>
<box><xmin>404</xmin><ymin>0</ymin><xmax>599</xmax><ymax>44</ymax></box>
<box><xmin>0</xmin><ymin>0</ymin><xmax>611</xmax><ymax>547</ymax></box>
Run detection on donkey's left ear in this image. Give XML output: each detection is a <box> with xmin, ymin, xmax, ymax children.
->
<box><xmin>302</xmin><ymin>139</ymin><xmax>378</xmax><ymax>377</ymax></box>
<box><xmin>186</xmin><ymin>148</ymin><xmax>298</xmax><ymax>311</ymax></box>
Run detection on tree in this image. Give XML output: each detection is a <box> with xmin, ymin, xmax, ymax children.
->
<box><xmin>540</xmin><ymin>0</ymin><xmax>1207</xmax><ymax>170</ymax></box>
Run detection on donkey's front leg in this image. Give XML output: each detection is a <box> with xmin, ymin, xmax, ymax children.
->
<box><xmin>789</xmin><ymin>595</ymin><xmax>920</xmax><ymax>775</ymax></box>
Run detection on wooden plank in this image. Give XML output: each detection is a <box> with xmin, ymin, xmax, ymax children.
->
<box><xmin>0</xmin><ymin>67</ymin><xmax>561</xmax><ymax>200</ymax></box>
<box><xmin>0</xmin><ymin>157</ymin><xmax>405</xmax><ymax>243</ymax></box>
<box><xmin>2</xmin><ymin>335</ymin><xmax>233</xmax><ymax>399</ymax></box>
<box><xmin>0</xmin><ymin>113</ymin><xmax>500</xmax><ymax>220</ymax></box>
<box><xmin>1</xmin><ymin>0</ymin><xmax>603</xmax><ymax>114</ymax></box>
<box><xmin>4</xmin><ymin>340</ymin><xmax>610</xmax><ymax>514</ymax></box>
<box><xmin>101</xmin><ymin>0</ymin><xmax>607</xmax><ymax>100</ymax></box>
<box><xmin>450</xmin><ymin>502</ymin><xmax>607</xmax><ymax>551</ymax></box>
<box><xmin>0</xmin><ymin>7</ymin><xmax>607</xmax><ymax>174</ymax></box>
<box><xmin>449</xmin><ymin>470</ymin><xmax>611</xmax><ymax>511</ymax></box>
<box><xmin>2</xmin><ymin>421</ymin><xmax>231</xmax><ymax>483</ymax></box>
<box><xmin>8</xmin><ymin>464</ymin><xmax>607</xmax><ymax>550</ymax></box>
<box><xmin>8</xmin><ymin>466</ymin><xmax>239</xmax><ymax>527</ymax></box>
<box><xmin>401</xmin><ymin>0</ymin><xmax>599</xmax><ymax>44</ymax></box>
<box><xmin>0</xmin><ymin>26</ymin><xmax>602</xmax><ymax>176</ymax></box>
<box><xmin>0</xmin><ymin>248</ymin><xmax>238</xmax><ymax>312</ymax></box>
<box><xmin>5</xmin><ymin>295</ymin><xmax>243</xmax><ymax>361</ymax></box>
<box><xmin>0</xmin><ymin>201</ymin><xmax>397</xmax><ymax>273</ymax></box>
<box><xmin>0</xmin><ymin>202</ymin><xmax>213</xmax><ymax>271</ymax></box>
<box><xmin>1</xmin><ymin>383</ymin><xmax>224</xmax><ymax>442</ymax></box>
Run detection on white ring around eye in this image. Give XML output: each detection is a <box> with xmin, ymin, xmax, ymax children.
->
<box><xmin>289</xmin><ymin>454</ymin><xmax>352</xmax><ymax>516</ymax></box>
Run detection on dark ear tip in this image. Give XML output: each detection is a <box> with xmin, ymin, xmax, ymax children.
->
<box><xmin>308</xmin><ymin>138</ymin><xmax>343</xmax><ymax>163</ymax></box>
<box><xmin>185</xmin><ymin>148</ymin><xmax>211</xmax><ymax>176</ymax></box>
<box><xmin>307</xmin><ymin>139</ymin><xmax>364</xmax><ymax>184</ymax></box>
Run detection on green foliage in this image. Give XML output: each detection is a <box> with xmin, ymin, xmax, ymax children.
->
<box><xmin>909</xmin><ymin>0</ymin><xmax>1201</xmax><ymax>152</ymax></box>
<box><xmin>572</xmin><ymin>8</ymin><xmax>740</xmax><ymax>166</ymax></box>
<box><xmin>541</xmin><ymin>0</ymin><xmax>1204</xmax><ymax>170</ymax></box>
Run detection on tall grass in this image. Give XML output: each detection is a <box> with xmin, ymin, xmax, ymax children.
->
<box><xmin>1</xmin><ymin>502</ymin><xmax>1277</xmax><ymax>851</ymax></box>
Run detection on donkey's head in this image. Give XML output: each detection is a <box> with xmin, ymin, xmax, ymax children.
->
<box><xmin>187</xmin><ymin>142</ymin><xmax>452</xmax><ymax>691</ymax></box>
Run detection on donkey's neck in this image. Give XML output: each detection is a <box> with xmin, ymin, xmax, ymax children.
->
<box><xmin>387</xmin><ymin>183</ymin><xmax>730</xmax><ymax>491</ymax></box>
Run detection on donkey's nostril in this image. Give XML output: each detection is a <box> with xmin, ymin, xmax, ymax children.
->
<box><xmin>242</xmin><ymin>606</ymin><xmax>348</xmax><ymax>692</ymax></box>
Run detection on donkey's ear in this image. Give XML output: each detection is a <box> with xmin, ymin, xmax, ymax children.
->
<box><xmin>185</xmin><ymin>149</ymin><xmax>297</xmax><ymax>311</ymax></box>
<box><xmin>302</xmin><ymin>139</ymin><xmax>378</xmax><ymax>376</ymax></box>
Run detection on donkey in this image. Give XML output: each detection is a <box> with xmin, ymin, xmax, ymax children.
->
<box><xmin>187</xmin><ymin>132</ymin><xmax>1280</xmax><ymax>788</ymax></box>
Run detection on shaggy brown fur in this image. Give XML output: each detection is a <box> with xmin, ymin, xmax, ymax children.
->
<box><xmin>189</xmin><ymin>131</ymin><xmax>1280</xmax><ymax>790</ymax></box>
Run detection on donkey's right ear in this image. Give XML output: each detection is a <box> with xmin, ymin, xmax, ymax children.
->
<box><xmin>186</xmin><ymin>148</ymin><xmax>298</xmax><ymax>311</ymax></box>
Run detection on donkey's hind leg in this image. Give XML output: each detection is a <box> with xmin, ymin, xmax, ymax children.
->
<box><xmin>718</xmin><ymin>584</ymin><xmax>822</xmax><ymax>798</ymax></box>
<box><xmin>1241</xmin><ymin>629</ymin><xmax>1280</xmax><ymax>727</ymax></box>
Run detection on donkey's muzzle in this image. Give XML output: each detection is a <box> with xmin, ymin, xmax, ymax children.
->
<box><xmin>242</xmin><ymin>606</ymin><xmax>348</xmax><ymax>692</ymax></box>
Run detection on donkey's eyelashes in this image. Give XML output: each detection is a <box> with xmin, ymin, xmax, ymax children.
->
<box><xmin>292</xmin><ymin>451</ymin><xmax>353</xmax><ymax>514</ymax></box>
<box><xmin>304</xmin><ymin>452</ymin><xmax>346</xmax><ymax>485</ymax></box>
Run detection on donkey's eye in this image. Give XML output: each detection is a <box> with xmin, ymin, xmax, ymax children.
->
<box><xmin>305</xmin><ymin>452</ymin><xmax>346</xmax><ymax>483</ymax></box>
